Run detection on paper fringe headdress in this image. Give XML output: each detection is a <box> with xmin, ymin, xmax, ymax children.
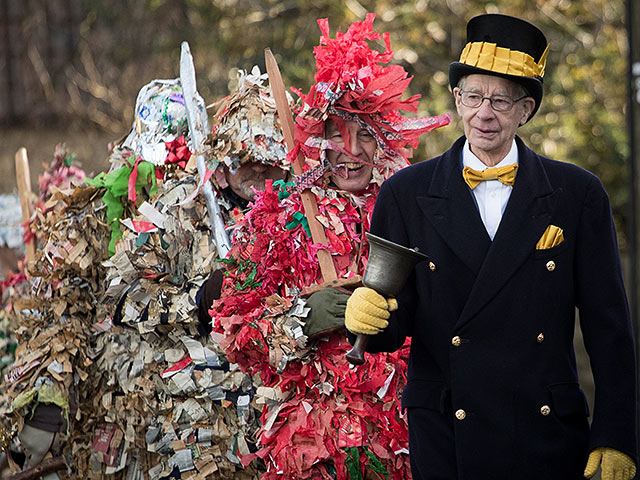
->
<box><xmin>209</xmin><ymin>66</ymin><xmax>290</xmax><ymax>174</ymax></box>
<box><xmin>290</xmin><ymin>13</ymin><xmax>450</xmax><ymax>179</ymax></box>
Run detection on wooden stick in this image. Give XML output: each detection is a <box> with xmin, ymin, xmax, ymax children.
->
<box><xmin>14</xmin><ymin>148</ymin><xmax>36</xmax><ymax>264</ymax></box>
<box><xmin>264</xmin><ymin>48</ymin><xmax>338</xmax><ymax>283</ymax></box>
<box><xmin>8</xmin><ymin>456</ymin><xmax>66</xmax><ymax>480</ymax></box>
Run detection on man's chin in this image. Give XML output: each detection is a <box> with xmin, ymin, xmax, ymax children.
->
<box><xmin>334</xmin><ymin>178</ymin><xmax>370</xmax><ymax>193</ymax></box>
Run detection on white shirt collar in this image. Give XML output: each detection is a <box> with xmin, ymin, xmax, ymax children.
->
<box><xmin>462</xmin><ymin>139</ymin><xmax>518</xmax><ymax>170</ymax></box>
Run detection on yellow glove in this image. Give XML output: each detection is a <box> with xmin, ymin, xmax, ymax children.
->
<box><xmin>345</xmin><ymin>287</ymin><xmax>398</xmax><ymax>335</ymax></box>
<box><xmin>584</xmin><ymin>447</ymin><xmax>636</xmax><ymax>480</ymax></box>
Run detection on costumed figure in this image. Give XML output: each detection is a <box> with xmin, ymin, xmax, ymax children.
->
<box><xmin>6</xmin><ymin>79</ymin><xmax>196</xmax><ymax>479</ymax></box>
<box><xmin>86</xmin><ymin>76</ymin><xmax>220</xmax><ymax>478</ymax></box>
<box><xmin>6</xmin><ymin>145</ymin><xmax>106</xmax><ymax>479</ymax></box>
<box><xmin>209</xmin><ymin>14</ymin><xmax>450</xmax><ymax>480</ymax></box>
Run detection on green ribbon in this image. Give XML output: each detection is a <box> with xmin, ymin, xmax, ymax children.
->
<box><xmin>237</xmin><ymin>259</ymin><xmax>261</xmax><ymax>290</ymax></box>
<box><xmin>216</xmin><ymin>256</ymin><xmax>261</xmax><ymax>290</ymax></box>
<box><xmin>272</xmin><ymin>179</ymin><xmax>295</xmax><ymax>200</ymax></box>
<box><xmin>64</xmin><ymin>152</ymin><xmax>76</xmax><ymax>167</ymax></box>
<box><xmin>285</xmin><ymin>211</ymin><xmax>311</xmax><ymax>238</ymax></box>
<box><xmin>85</xmin><ymin>161</ymin><xmax>158</xmax><ymax>255</ymax></box>
<box><xmin>364</xmin><ymin>447</ymin><xmax>389</xmax><ymax>478</ymax></box>
<box><xmin>345</xmin><ymin>447</ymin><xmax>362</xmax><ymax>480</ymax></box>
<box><xmin>217</xmin><ymin>257</ymin><xmax>237</xmax><ymax>267</ymax></box>
<box><xmin>343</xmin><ymin>446</ymin><xmax>389</xmax><ymax>480</ymax></box>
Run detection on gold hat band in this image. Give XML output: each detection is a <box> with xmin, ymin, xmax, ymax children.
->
<box><xmin>459</xmin><ymin>41</ymin><xmax>549</xmax><ymax>78</ymax></box>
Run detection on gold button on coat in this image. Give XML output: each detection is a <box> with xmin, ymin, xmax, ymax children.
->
<box><xmin>536</xmin><ymin>333</ymin><xmax>545</xmax><ymax>343</ymax></box>
<box><xmin>452</xmin><ymin>336</ymin><xmax>462</xmax><ymax>347</ymax></box>
<box><xmin>546</xmin><ymin>260</ymin><xmax>556</xmax><ymax>272</ymax></box>
<box><xmin>428</xmin><ymin>261</ymin><xmax>437</xmax><ymax>272</ymax></box>
<box><xmin>540</xmin><ymin>405</ymin><xmax>551</xmax><ymax>416</ymax></box>
<box><xmin>455</xmin><ymin>409</ymin><xmax>466</xmax><ymax>420</ymax></box>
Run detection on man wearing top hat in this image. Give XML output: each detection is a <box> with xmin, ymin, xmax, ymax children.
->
<box><xmin>344</xmin><ymin>13</ymin><xmax>637</xmax><ymax>480</ymax></box>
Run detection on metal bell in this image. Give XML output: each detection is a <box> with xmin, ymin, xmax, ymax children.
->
<box><xmin>346</xmin><ymin>233</ymin><xmax>428</xmax><ymax>366</ymax></box>
<box><xmin>363</xmin><ymin>232</ymin><xmax>428</xmax><ymax>296</ymax></box>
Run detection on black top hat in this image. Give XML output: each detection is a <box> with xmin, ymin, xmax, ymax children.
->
<box><xmin>449</xmin><ymin>14</ymin><xmax>549</xmax><ymax>120</ymax></box>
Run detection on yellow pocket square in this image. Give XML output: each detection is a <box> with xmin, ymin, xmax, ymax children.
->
<box><xmin>536</xmin><ymin>225</ymin><xmax>564</xmax><ymax>250</ymax></box>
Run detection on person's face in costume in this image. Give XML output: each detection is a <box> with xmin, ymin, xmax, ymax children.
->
<box><xmin>454</xmin><ymin>74</ymin><xmax>535</xmax><ymax>166</ymax></box>
<box><xmin>224</xmin><ymin>161</ymin><xmax>287</xmax><ymax>201</ymax></box>
<box><xmin>325</xmin><ymin>119</ymin><xmax>375</xmax><ymax>193</ymax></box>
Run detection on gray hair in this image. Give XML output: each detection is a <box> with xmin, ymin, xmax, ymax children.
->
<box><xmin>457</xmin><ymin>76</ymin><xmax>529</xmax><ymax>98</ymax></box>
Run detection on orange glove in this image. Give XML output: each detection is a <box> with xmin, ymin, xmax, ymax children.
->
<box><xmin>345</xmin><ymin>287</ymin><xmax>397</xmax><ymax>335</ymax></box>
<box><xmin>584</xmin><ymin>447</ymin><xmax>636</xmax><ymax>480</ymax></box>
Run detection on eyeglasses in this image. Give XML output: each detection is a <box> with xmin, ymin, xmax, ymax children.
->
<box><xmin>458</xmin><ymin>90</ymin><xmax>528</xmax><ymax>112</ymax></box>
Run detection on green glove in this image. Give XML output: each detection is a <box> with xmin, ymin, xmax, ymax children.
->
<box><xmin>304</xmin><ymin>288</ymin><xmax>349</xmax><ymax>339</ymax></box>
<box><xmin>584</xmin><ymin>447</ymin><xmax>636</xmax><ymax>480</ymax></box>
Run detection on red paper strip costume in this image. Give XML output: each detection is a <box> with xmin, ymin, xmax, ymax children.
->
<box><xmin>210</xmin><ymin>14</ymin><xmax>449</xmax><ymax>480</ymax></box>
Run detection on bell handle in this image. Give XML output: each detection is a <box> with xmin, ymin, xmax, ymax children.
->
<box><xmin>345</xmin><ymin>334</ymin><xmax>371</xmax><ymax>365</ymax></box>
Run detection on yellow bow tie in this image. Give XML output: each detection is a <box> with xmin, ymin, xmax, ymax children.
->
<box><xmin>462</xmin><ymin>164</ymin><xmax>518</xmax><ymax>189</ymax></box>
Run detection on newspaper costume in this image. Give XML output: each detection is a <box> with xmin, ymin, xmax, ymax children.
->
<box><xmin>87</xmin><ymin>69</ymin><xmax>290</xmax><ymax>478</ymax></box>
<box><xmin>210</xmin><ymin>14</ymin><xmax>450</xmax><ymax>479</ymax></box>
<box><xmin>6</xmin><ymin>145</ymin><xmax>109</xmax><ymax>478</ymax></box>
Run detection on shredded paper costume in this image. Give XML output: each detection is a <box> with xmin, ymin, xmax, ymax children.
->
<box><xmin>210</xmin><ymin>14</ymin><xmax>449</xmax><ymax>480</ymax></box>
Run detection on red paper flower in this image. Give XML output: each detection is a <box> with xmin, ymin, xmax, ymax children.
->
<box><xmin>164</xmin><ymin>135</ymin><xmax>192</xmax><ymax>169</ymax></box>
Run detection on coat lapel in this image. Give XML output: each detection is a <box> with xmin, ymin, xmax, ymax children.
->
<box><xmin>417</xmin><ymin>137</ymin><xmax>492</xmax><ymax>276</ymax></box>
<box><xmin>457</xmin><ymin>138</ymin><xmax>560</xmax><ymax>326</ymax></box>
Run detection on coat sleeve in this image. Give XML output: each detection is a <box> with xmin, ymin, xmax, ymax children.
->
<box><xmin>357</xmin><ymin>176</ymin><xmax>419</xmax><ymax>353</ymax></box>
<box><xmin>574</xmin><ymin>176</ymin><xmax>638</xmax><ymax>462</ymax></box>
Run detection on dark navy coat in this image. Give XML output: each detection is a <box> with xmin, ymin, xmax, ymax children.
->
<box><xmin>365</xmin><ymin>136</ymin><xmax>637</xmax><ymax>479</ymax></box>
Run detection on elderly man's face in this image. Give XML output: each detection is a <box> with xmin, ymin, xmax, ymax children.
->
<box><xmin>224</xmin><ymin>162</ymin><xmax>287</xmax><ymax>201</ymax></box>
<box><xmin>453</xmin><ymin>74</ymin><xmax>535</xmax><ymax>166</ymax></box>
<box><xmin>325</xmin><ymin>120</ymin><xmax>375</xmax><ymax>193</ymax></box>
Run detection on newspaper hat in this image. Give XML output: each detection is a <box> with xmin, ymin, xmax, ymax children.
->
<box><xmin>449</xmin><ymin>14</ymin><xmax>549</xmax><ymax>120</ymax></box>
<box><xmin>292</xmin><ymin>13</ymin><xmax>450</xmax><ymax>181</ymax></box>
<box><xmin>122</xmin><ymin>79</ymin><xmax>189</xmax><ymax>165</ymax></box>
<box><xmin>209</xmin><ymin>67</ymin><xmax>290</xmax><ymax>174</ymax></box>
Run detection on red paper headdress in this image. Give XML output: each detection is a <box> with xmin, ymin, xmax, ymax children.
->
<box><xmin>290</xmin><ymin>13</ymin><xmax>450</xmax><ymax>181</ymax></box>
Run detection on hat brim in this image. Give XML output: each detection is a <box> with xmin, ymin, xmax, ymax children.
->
<box><xmin>449</xmin><ymin>62</ymin><xmax>543</xmax><ymax>120</ymax></box>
